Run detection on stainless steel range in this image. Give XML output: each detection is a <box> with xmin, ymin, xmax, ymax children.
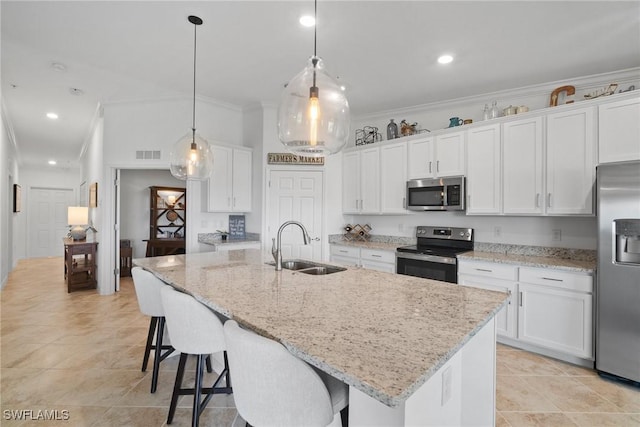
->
<box><xmin>396</xmin><ymin>226</ymin><xmax>473</xmax><ymax>283</ymax></box>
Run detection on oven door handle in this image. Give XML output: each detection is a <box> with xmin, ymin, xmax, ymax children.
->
<box><xmin>395</xmin><ymin>252</ymin><xmax>457</xmax><ymax>265</ymax></box>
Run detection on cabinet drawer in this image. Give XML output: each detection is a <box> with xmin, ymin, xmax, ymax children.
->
<box><xmin>360</xmin><ymin>248</ymin><xmax>395</xmax><ymax>263</ymax></box>
<box><xmin>458</xmin><ymin>260</ymin><xmax>518</xmax><ymax>281</ymax></box>
<box><xmin>330</xmin><ymin>245</ymin><xmax>360</xmax><ymax>258</ymax></box>
<box><xmin>519</xmin><ymin>267</ymin><xmax>593</xmax><ymax>293</ymax></box>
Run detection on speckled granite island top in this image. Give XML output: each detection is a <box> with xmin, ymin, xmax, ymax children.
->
<box><xmin>134</xmin><ymin>249</ymin><xmax>507</xmax><ymax>408</ymax></box>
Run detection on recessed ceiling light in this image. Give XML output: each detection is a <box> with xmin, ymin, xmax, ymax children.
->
<box><xmin>299</xmin><ymin>15</ymin><xmax>315</xmax><ymax>27</ymax></box>
<box><xmin>437</xmin><ymin>54</ymin><xmax>454</xmax><ymax>64</ymax></box>
<box><xmin>48</xmin><ymin>160</ymin><xmax>57</xmax><ymax>165</ymax></box>
<box><xmin>46</xmin><ymin>112</ymin><xmax>59</xmax><ymax>119</ymax></box>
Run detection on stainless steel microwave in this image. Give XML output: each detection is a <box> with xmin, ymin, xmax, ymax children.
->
<box><xmin>406</xmin><ymin>176</ymin><xmax>465</xmax><ymax>211</ymax></box>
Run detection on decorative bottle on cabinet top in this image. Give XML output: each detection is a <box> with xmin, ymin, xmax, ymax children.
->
<box><xmin>482</xmin><ymin>104</ymin><xmax>490</xmax><ymax>121</ymax></box>
<box><xmin>490</xmin><ymin>101</ymin><xmax>499</xmax><ymax>119</ymax></box>
<box><xmin>387</xmin><ymin>119</ymin><xmax>398</xmax><ymax>140</ymax></box>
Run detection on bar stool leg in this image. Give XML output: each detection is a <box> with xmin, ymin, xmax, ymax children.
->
<box><xmin>205</xmin><ymin>354</ymin><xmax>213</xmax><ymax>373</ymax></box>
<box><xmin>151</xmin><ymin>317</ymin><xmax>167</xmax><ymax>393</ymax></box>
<box><xmin>192</xmin><ymin>354</ymin><xmax>205</xmax><ymax>427</ymax></box>
<box><xmin>167</xmin><ymin>353</ymin><xmax>188</xmax><ymax>424</ymax></box>
<box><xmin>142</xmin><ymin>317</ymin><xmax>158</xmax><ymax>372</ymax></box>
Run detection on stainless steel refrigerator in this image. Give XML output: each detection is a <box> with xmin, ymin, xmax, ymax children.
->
<box><xmin>596</xmin><ymin>160</ymin><xmax>640</xmax><ymax>383</ymax></box>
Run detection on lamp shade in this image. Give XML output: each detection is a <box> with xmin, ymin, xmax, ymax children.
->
<box><xmin>277</xmin><ymin>56</ymin><xmax>350</xmax><ymax>157</ymax></box>
<box><xmin>68</xmin><ymin>206</ymin><xmax>89</xmax><ymax>225</ymax></box>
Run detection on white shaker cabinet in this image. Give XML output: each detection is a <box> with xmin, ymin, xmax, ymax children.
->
<box><xmin>545</xmin><ymin>107</ymin><xmax>596</xmax><ymax>215</ymax></box>
<box><xmin>329</xmin><ymin>244</ymin><xmax>360</xmax><ymax>267</ymax></box>
<box><xmin>330</xmin><ymin>244</ymin><xmax>396</xmax><ymax>273</ymax></box>
<box><xmin>517</xmin><ymin>267</ymin><xmax>594</xmax><ymax>360</ymax></box>
<box><xmin>380</xmin><ymin>143</ymin><xmax>408</xmax><ymax>213</ymax></box>
<box><xmin>458</xmin><ymin>260</ymin><xmax>518</xmax><ymax>339</ymax></box>
<box><xmin>342</xmin><ymin>148</ymin><xmax>380</xmax><ymax>214</ymax></box>
<box><xmin>502</xmin><ymin>117</ymin><xmax>544</xmax><ymax>215</ymax></box>
<box><xmin>205</xmin><ymin>145</ymin><xmax>252</xmax><ymax>212</ymax></box>
<box><xmin>598</xmin><ymin>96</ymin><xmax>640</xmax><ymax>163</ymax></box>
<box><xmin>466</xmin><ymin>124</ymin><xmax>501</xmax><ymax>214</ymax></box>
<box><xmin>407</xmin><ymin>132</ymin><xmax>465</xmax><ymax>179</ymax></box>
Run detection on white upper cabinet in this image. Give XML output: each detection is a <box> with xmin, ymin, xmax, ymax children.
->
<box><xmin>380</xmin><ymin>143</ymin><xmax>408</xmax><ymax>213</ymax></box>
<box><xmin>434</xmin><ymin>131</ymin><xmax>466</xmax><ymax>177</ymax></box>
<box><xmin>466</xmin><ymin>124</ymin><xmax>501</xmax><ymax>215</ymax></box>
<box><xmin>598</xmin><ymin>96</ymin><xmax>640</xmax><ymax>164</ymax></box>
<box><xmin>546</xmin><ymin>106</ymin><xmax>596</xmax><ymax>215</ymax></box>
<box><xmin>342</xmin><ymin>147</ymin><xmax>380</xmax><ymax>214</ymax></box>
<box><xmin>502</xmin><ymin>117</ymin><xmax>544</xmax><ymax>215</ymax></box>
<box><xmin>407</xmin><ymin>132</ymin><xmax>465</xmax><ymax>179</ymax></box>
<box><xmin>205</xmin><ymin>145</ymin><xmax>252</xmax><ymax>212</ymax></box>
<box><xmin>407</xmin><ymin>137</ymin><xmax>434</xmax><ymax>179</ymax></box>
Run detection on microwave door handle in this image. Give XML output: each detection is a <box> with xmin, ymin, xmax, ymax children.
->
<box><xmin>442</xmin><ymin>186</ymin><xmax>447</xmax><ymax>207</ymax></box>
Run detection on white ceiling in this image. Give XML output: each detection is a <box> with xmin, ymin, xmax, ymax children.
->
<box><xmin>2</xmin><ymin>1</ymin><xmax>639</xmax><ymax>168</ymax></box>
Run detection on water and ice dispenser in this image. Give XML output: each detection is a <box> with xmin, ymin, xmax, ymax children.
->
<box><xmin>614</xmin><ymin>219</ymin><xmax>640</xmax><ymax>265</ymax></box>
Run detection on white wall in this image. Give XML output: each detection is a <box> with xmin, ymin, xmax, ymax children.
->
<box><xmin>1</xmin><ymin>107</ymin><xmax>20</xmax><ymax>288</ymax></box>
<box><xmin>119</xmin><ymin>169</ymin><xmax>184</xmax><ymax>260</ymax></box>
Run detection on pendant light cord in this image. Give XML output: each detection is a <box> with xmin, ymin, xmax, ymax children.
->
<box><xmin>192</xmin><ymin>21</ymin><xmax>197</xmax><ymax>136</ymax></box>
<box><xmin>312</xmin><ymin>0</ymin><xmax>318</xmax><ymax>87</ymax></box>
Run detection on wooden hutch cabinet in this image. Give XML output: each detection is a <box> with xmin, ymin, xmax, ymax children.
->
<box><xmin>144</xmin><ymin>186</ymin><xmax>186</xmax><ymax>257</ymax></box>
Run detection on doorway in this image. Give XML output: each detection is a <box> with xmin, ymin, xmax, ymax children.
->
<box><xmin>266</xmin><ymin>170</ymin><xmax>324</xmax><ymax>261</ymax></box>
<box><xmin>28</xmin><ymin>187</ymin><xmax>75</xmax><ymax>258</ymax></box>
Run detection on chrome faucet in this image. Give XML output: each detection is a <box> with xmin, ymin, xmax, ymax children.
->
<box><xmin>272</xmin><ymin>221</ymin><xmax>311</xmax><ymax>271</ymax></box>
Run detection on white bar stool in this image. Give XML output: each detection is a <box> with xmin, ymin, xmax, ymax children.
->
<box><xmin>131</xmin><ymin>267</ymin><xmax>175</xmax><ymax>393</ymax></box>
<box><xmin>160</xmin><ymin>286</ymin><xmax>232</xmax><ymax>427</ymax></box>
<box><xmin>223</xmin><ymin>320</ymin><xmax>349</xmax><ymax>427</ymax></box>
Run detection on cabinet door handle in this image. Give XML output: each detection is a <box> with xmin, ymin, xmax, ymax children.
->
<box><xmin>519</xmin><ymin>292</ymin><xmax>523</xmax><ymax>307</ymax></box>
<box><xmin>542</xmin><ymin>277</ymin><xmax>563</xmax><ymax>282</ymax></box>
<box><xmin>228</xmin><ymin>197</ymin><xmax>231</xmax><ymax>208</ymax></box>
<box><xmin>547</xmin><ymin>193</ymin><xmax>552</xmax><ymax>207</ymax></box>
<box><xmin>233</xmin><ymin>197</ymin><xmax>236</xmax><ymax>208</ymax></box>
<box><xmin>371</xmin><ymin>254</ymin><xmax>382</xmax><ymax>258</ymax></box>
<box><xmin>535</xmin><ymin>193</ymin><xmax>540</xmax><ymax>208</ymax></box>
<box><xmin>429</xmin><ymin>161</ymin><xmax>432</xmax><ymax>173</ymax></box>
<box><xmin>339</xmin><ymin>250</ymin><xmax>348</xmax><ymax>254</ymax></box>
<box><xmin>403</xmin><ymin>197</ymin><xmax>406</xmax><ymax>209</ymax></box>
<box><xmin>476</xmin><ymin>268</ymin><xmax>493</xmax><ymax>272</ymax></box>
<box><xmin>436</xmin><ymin>160</ymin><xmax>440</xmax><ymax>173</ymax></box>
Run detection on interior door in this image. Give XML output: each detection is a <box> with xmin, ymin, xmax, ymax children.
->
<box><xmin>28</xmin><ymin>187</ymin><xmax>75</xmax><ymax>258</ymax></box>
<box><xmin>267</xmin><ymin>170</ymin><xmax>323</xmax><ymax>261</ymax></box>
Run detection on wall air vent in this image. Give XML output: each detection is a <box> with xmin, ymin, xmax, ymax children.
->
<box><xmin>135</xmin><ymin>150</ymin><xmax>161</xmax><ymax>160</ymax></box>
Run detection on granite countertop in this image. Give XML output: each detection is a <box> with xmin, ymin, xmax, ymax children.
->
<box><xmin>134</xmin><ymin>249</ymin><xmax>507</xmax><ymax>408</ymax></box>
<box><xmin>329</xmin><ymin>240</ymin><xmax>402</xmax><ymax>251</ymax></box>
<box><xmin>458</xmin><ymin>243</ymin><xmax>596</xmax><ymax>273</ymax></box>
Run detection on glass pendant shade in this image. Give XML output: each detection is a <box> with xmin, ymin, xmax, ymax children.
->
<box><xmin>169</xmin><ymin>131</ymin><xmax>214</xmax><ymax>181</ymax></box>
<box><xmin>278</xmin><ymin>56</ymin><xmax>350</xmax><ymax>157</ymax></box>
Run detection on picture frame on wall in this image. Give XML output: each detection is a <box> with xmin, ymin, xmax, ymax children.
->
<box><xmin>89</xmin><ymin>182</ymin><xmax>98</xmax><ymax>208</ymax></box>
<box><xmin>13</xmin><ymin>184</ymin><xmax>21</xmax><ymax>212</ymax></box>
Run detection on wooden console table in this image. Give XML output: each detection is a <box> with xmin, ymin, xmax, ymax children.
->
<box><xmin>63</xmin><ymin>238</ymin><xmax>98</xmax><ymax>293</ymax></box>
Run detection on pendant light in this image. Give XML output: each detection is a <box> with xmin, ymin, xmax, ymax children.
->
<box><xmin>277</xmin><ymin>0</ymin><xmax>350</xmax><ymax>157</ymax></box>
<box><xmin>170</xmin><ymin>15</ymin><xmax>213</xmax><ymax>181</ymax></box>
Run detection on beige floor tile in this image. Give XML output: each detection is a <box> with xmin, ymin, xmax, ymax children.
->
<box><xmin>567</xmin><ymin>412</ymin><xmax>640</xmax><ymax>427</ymax></box>
<box><xmin>91</xmin><ymin>406</ymin><xmax>169</xmax><ymax>427</ymax></box>
<box><xmin>525</xmin><ymin>376</ymin><xmax>622</xmax><ymax>413</ymax></box>
<box><xmin>501</xmin><ymin>411</ymin><xmax>579</xmax><ymax>426</ymax></box>
<box><xmin>496</xmin><ymin>375</ymin><xmax>561</xmax><ymax>412</ymax></box>
<box><xmin>499</xmin><ymin>348</ymin><xmax>566</xmax><ymax>376</ymax></box>
<box><xmin>496</xmin><ymin>411</ymin><xmax>512</xmax><ymax>426</ymax></box>
<box><xmin>575</xmin><ymin>376</ymin><xmax>640</xmax><ymax>412</ymax></box>
<box><xmin>54</xmin><ymin>368</ymin><xmax>146</xmax><ymax>407</ymax></box>
<box><xmin>170</xmin><ymin>407</ymin><xmax>238</xmax><ymax>427</ymax></box>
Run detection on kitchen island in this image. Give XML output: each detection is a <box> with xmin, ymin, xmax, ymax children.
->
<box><xmin>134</xmin><ymin>249</ymin><xmax>508</xmax><ymax>426</ymax></box>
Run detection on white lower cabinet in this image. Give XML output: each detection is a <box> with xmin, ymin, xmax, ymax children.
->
<box><xmin>458</xmin><ymin>259</ymin><xmax>594</xmax><ymax>362</ymax></box>
<box><xmin>517</xmin><ymin>267</ymin><xmax>593</xmax><ymax>360</ymax></box>
<box><xmin>458</xmin><ymin>261</ymin><xmax>518</xmax><ymax>339</ymax></box>
<box><xmin>330</xmin><ymin>245</ymin><xmax>395</xmax><ymax>273</ymax></box>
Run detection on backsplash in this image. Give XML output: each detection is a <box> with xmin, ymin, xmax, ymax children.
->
<box><xmin>474</xmin><ymin>242</ymin><xmax>597</xmax><ymax>262</ymax></box>
<box><xmin>329</xmin><ymin>234</ymin><xmax>415</xmax><ymax>246</ymax></box>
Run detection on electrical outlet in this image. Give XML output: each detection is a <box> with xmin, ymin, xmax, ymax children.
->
<box><xmin>441</xmin><ymin>365</ymin><xmax>453</xmax><ymax>406</ymax></box>
<box><xmin>552</xmin><ymin>229</ymin><xmax>562</xmax><ymax>241</ymax></box>
<box><xmin>494</xmin><ymin>226</ymin><xmax>502</xmax><ymax>238</ymax></box>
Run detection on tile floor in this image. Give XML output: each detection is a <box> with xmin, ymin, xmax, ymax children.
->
<box><xmin>1</xmin><ymin>257</ymin><xmax>639</xmax><ymax>426</ymax></box>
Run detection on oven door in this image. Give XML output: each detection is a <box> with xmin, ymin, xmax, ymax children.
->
<box><xmin>395</xmin><ymin>252</ymin><xmax>458</xmax><ymax>283</ymax></box>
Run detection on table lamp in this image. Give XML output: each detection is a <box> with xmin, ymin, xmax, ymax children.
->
<box><xmin>68</xmin><ymin>206</ymin><xmax>89</xmax><ymax>240</ymax></box>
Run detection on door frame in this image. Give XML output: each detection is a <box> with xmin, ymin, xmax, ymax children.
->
<box><xmin>263</xmin><ymin>166</ymin><xmax>326</xmax><ymax>261</ymax></box>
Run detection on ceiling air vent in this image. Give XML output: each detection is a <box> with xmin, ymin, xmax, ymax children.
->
<box><xmin>135</xmin><ymin>150</ymin><xmax>161</xmax><ymax>160</ymax></box>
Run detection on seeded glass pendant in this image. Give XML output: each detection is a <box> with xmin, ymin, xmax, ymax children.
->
<box><xmin>277</xmin><ymin>1</ymin><xmax>350</xmax><ymax>157</ymax></box>
<box><xmin>169</xmin><ymin>15</ymin><xmax>214</xmax><ymax>181</ymax></box>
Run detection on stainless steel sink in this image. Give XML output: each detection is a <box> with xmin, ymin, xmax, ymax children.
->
<box><xmin>296</xmin><ymin>265</ymin><xmax>346</xmax><ymax>275</ymax></box>
<box><xmin>267</xmin><ymin>259</ymin><xmax>346</xmax><ymax>275</ymax></box>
